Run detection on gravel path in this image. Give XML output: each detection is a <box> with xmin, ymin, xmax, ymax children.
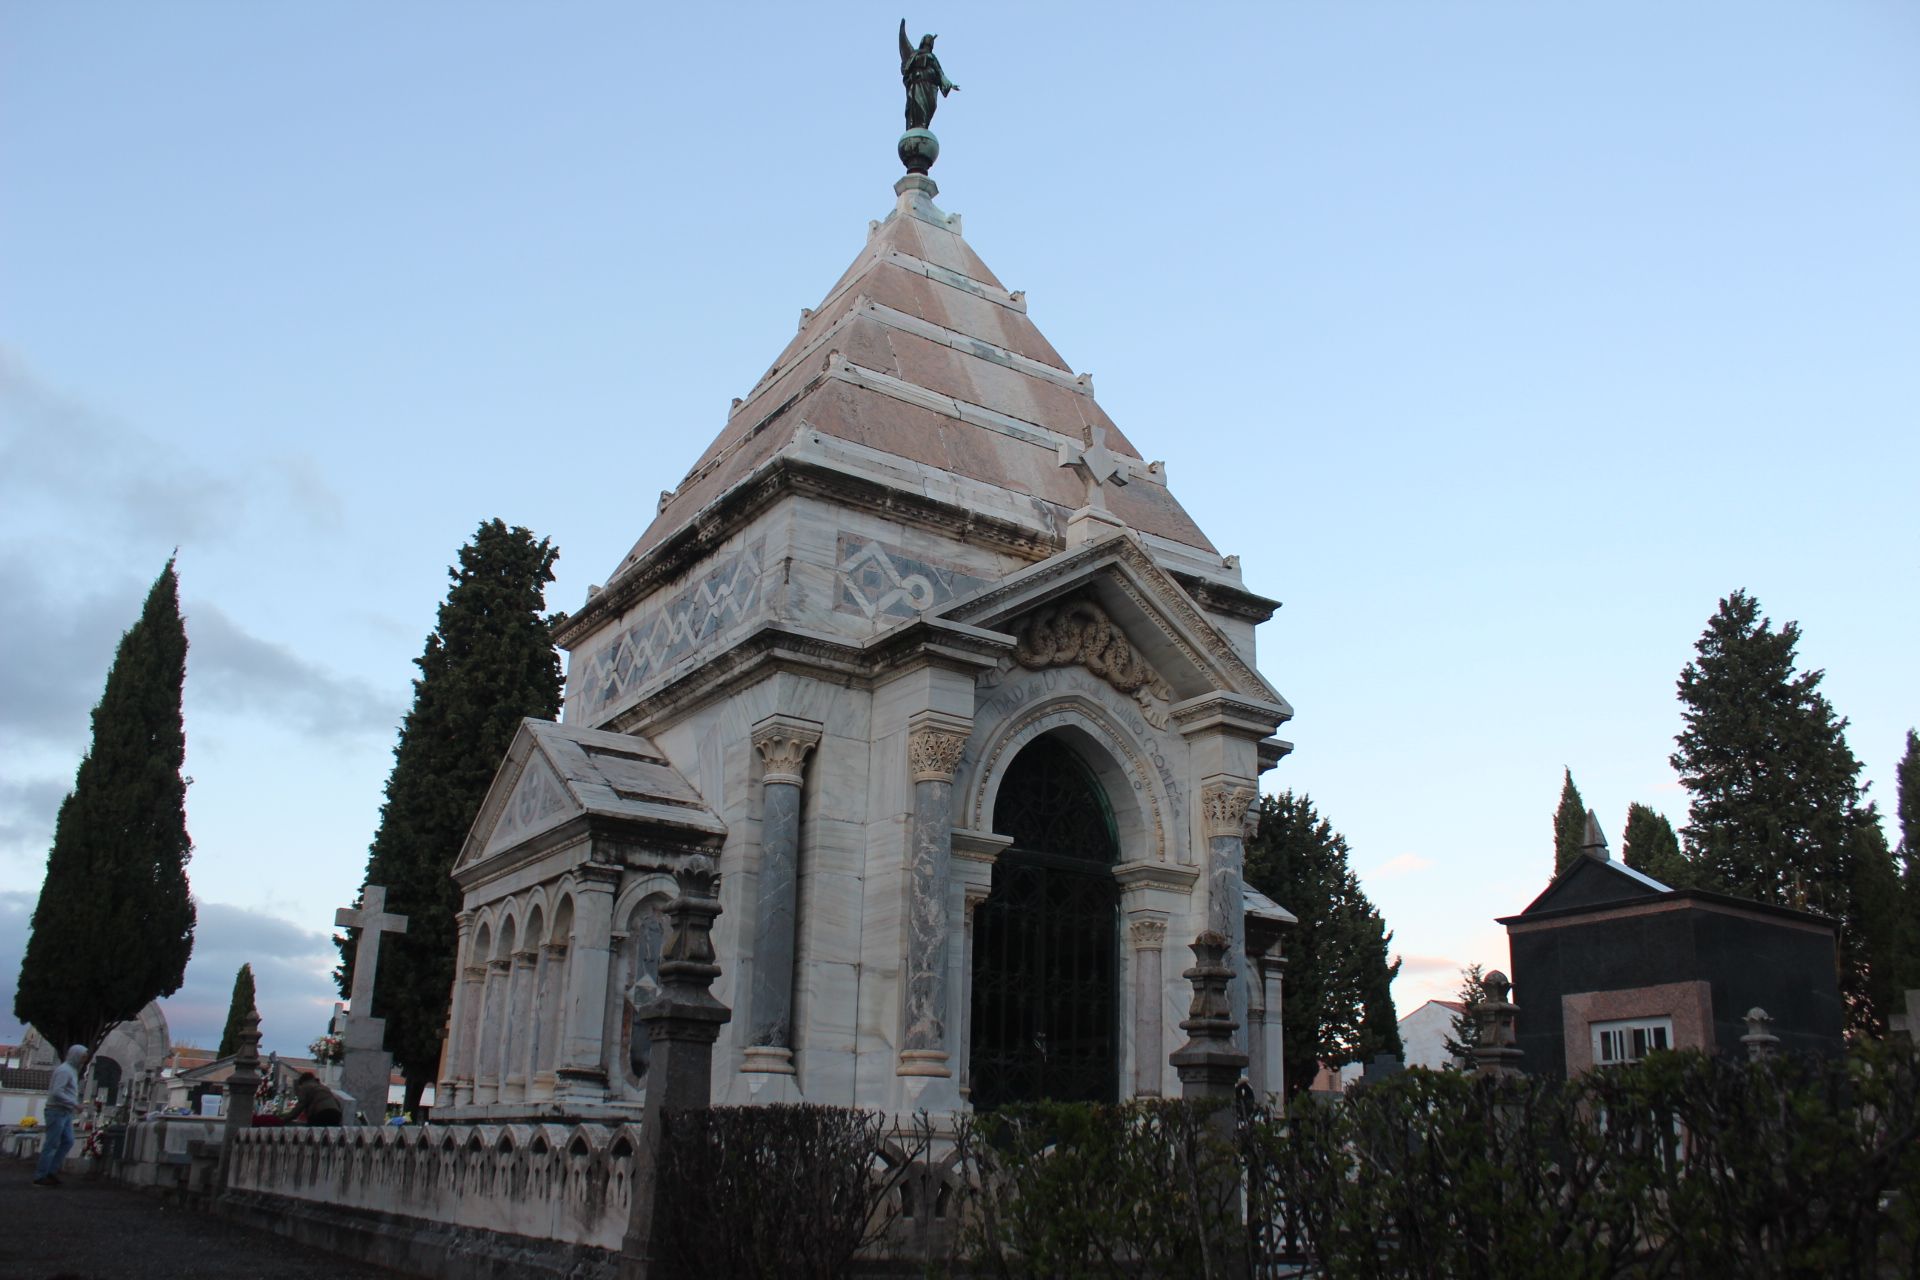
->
<box><xmin>0</xmin><ymin>1156</ymin><xmax>401</xmax><ymax>1279</ymax></box>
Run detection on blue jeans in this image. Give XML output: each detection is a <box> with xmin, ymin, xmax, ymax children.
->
<box><xmin>35</xmin><ymin>1107</ymin><xmax>75</xmax><ymax>1179</ymax></box>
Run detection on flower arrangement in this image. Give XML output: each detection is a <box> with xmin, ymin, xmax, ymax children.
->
<box><xmin>308</xmin><ymin>1033</ymin><xmax>344</xmax><ymax>1065</ymax></box>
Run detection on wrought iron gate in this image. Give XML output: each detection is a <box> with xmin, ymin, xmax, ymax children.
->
<box><xmin>970</xmin><ymin>736</ymin><xmax>1120</xmax><ymax>1109</ymax></box>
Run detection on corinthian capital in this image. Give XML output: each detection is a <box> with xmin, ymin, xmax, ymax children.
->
<box><xmin>906</xmin><ymin>716</ymin><xmax>971</xmax><ymax>784</ymax></box>
<box><xmin>1201</xmin><ymin>780</ymin><xmax>1258</xmax><ymax>840</ymax></box>
<box><xmin>752</xmin><ymin>714</ymin><xmax>823</xmax><ymax>787</ymax></box>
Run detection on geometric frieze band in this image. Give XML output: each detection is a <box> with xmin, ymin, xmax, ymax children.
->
<box><xmin>835</xmin><ymin>532</ymin><xmax>989</xmax><ymax>622</ymax></box>
<box><xmin>572</xmin><ymin>540</ymin><xmax>765</xmax><ymax>722</ymax></box>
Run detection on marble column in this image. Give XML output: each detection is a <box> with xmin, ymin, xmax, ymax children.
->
<box><xmin>1128</xmin><ymin>914</ymin><xmax>1168</xmax><ymax>1097</ymax></box>
<box><xmin>1201</xmin><ymin>780</ymin><xmax>1257</xmax><ymax>1053</ymax></box>
<box><xmin>899</xmin><ymin>718</ymin><xmax>969</xmax><ymax>1077</ymax></box>
<box><xmin>743</xmin><ymin>715</ymin><xmax>821</xmax><ymax>1076</ymax></box>
<box><xmin>476</xmin><ymin>957</ymin><xmax>510</xmax><ymax>1105</ymax></box>
<box><xmin>555</xmin><ymin>865</ymin><xmax>619</xmax><ymax>1102</ymax></box>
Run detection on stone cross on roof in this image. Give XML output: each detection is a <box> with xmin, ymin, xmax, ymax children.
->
<box><xmin>336</xmin><ymin>885</ymin><xmax>408</xmax><ymax>1017</ymax></box>
<box><xmin>1056</xmin><ymin>425</ymin><xmax>1142</xmax><ymax>514</ymax></box>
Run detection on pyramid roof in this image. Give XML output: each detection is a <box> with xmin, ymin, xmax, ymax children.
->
<box><xmin>611</xmin><ymin>179</ymin><xmax>1218</xmax><ymax>582</ymax></box>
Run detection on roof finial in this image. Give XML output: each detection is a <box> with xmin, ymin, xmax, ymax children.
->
<box><xmin>1581</xmin><ymin>809</ymin><xmax>1610</xmax><ymax>861</ymax></box>
<box><xmin>898</xmin><ymin>19</ymin><xmax>959</xmax><ymax>178</ymax></box>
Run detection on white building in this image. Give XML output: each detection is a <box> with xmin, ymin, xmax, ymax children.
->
<box><xmin>434</xmin><ymin>169</ymin><xmax>1297</xmax><ymax>1123</ymax></box>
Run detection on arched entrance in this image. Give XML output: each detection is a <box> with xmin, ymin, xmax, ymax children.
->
<box><xmin>970</xmin><ymin>734</ymin><xmax>1120</xmax><ymax>1109</ymax></box>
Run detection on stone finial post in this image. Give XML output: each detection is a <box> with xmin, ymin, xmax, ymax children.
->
<box><xmin>221</xmin><ymin>1005</ymin><xmax>262</xmax><ymax>1167</ymax></box>
<box><xmin>623</xmin><ymin>857</ymin><xmax>732</xmax><ymax>1279</ymax></box>
<box><xmin>1168</xmin><ymin>931</ymin><xmax>1249</xmax><ymax>1100</ymax></box>
<box><xmin>1471</xmin><ymin>970</ymin><xmax>1523</xmax><ymax>1078</ymax></box>
<box><xmin>1741</xmin><ymin>1007</ymin><xmax>1780</xmax><ymax>1061</ymax></box>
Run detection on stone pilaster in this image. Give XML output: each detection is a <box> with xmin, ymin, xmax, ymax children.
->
<box><xmin>440</xmin><ymin>911</ymin><xmax>475</xmax><ymax>1100</ymax></box>
<box><xmin>1201</xmin><ymin>778</ymin><xmax>1257</xmax><ymax>1051</ymax></box>
<box><xmin>1128</xmin><ymin>914</ymin><xmax>1168</xmax><ymax>1097</ymax></box>
<box><xmin>454</xmin><ymin>963</ymin><xmax>486</xmax><ymax>1107</ymax></box>
<box><xmin>503</xmin><ymin>948</ymin><xmax>538</xmax><ymax>1099</ymax></box>
<box><xmin>555</xmin><ymin>864</ymin><xmax>620</xmax><ymax>1103</ymax></box>
<box><xmin>536</xmin><ymin>941</ymin><xmax>568</xmax><ymax>1085</ymax></box>
<box><xmin>899</xmin><ymin>714</ymin><xmax>969</xmax><ymax>1078</ymax></box>
<box><xmin>1252</xmin><ymin>946</ymin><xmax>1286</xmax><ymax>1102</ymax></box>
<box><xmin>743</xmin><ymin>714</ymin><xmax>822</xmax><ymax>1077</ymax></box>
<box><xmin>475</xmin><ymin>957</ymin><xmax>510</xmax><ymax>1105</ymax></box>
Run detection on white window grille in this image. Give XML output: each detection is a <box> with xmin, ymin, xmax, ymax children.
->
<box><xmin>1591</xmin><ymin>1017</ymin><xmax>1673</xmax><ymax>1065</ymax></box>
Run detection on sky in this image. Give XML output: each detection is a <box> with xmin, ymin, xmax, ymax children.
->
<box><xmin>3</xmin><ymin>2</ymin><xmax>1916</xmax><ymax>1056</ymax></box>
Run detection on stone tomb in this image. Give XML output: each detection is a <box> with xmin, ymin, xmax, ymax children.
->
<box><xmin>432</xmin><ymin>172</ymin><xmax>1297</xmax><ymax>1125</ymax></box>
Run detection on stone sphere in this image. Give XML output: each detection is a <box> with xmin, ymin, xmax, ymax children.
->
<box><xmin>898</xmin><ymin>129</ymin><xmax>939</xmax><ymax>175</ymax></box>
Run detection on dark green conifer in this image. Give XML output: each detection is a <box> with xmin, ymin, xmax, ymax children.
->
<box><xmin>1244</xmin><ymin>792</ymin><xmax>1401</xmax><ymax>1096</ymax></box>
<box><xmin>217</xmin><ymin>963</ymin><xmax>256</xmax><ymax>1059</ymax></box>
<box><xmin>1553</xmin><ymin>768</ymin><xmax>1587</xmax><ymax>876</ymax></box>
<box><xmin>1622</xmin><ymin>803</ymin><xmax>1689</xmax><ymax>888</ymax></box>
<box><xmin>1898</xmin><ymin>730</ymin><xmax>1920</xmax><ymax>992</ymax></box>
<box><xmin>339</xmin><ymin>520</ymin><xmax>563</xmax><ymax>1108</ymax></box>
<box><xmin>14</xmin><ymin>560</ymin><xmax>196</xmax><ymax>1051</ymax></box>
<box><xmin>1670</xmin><ymin>590</ymin><xmax>1888</xmax><ymax>1032</ymax></box>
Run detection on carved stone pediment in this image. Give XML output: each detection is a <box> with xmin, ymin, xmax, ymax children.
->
<box><xmin>1011</xmin><ymin>596</ymin><xmax>1175</xmax><ymax>727</ymax></box>
<box><xmin>931</xmin><ymin>530</ymin><xmax>1291</xmax><ymax>723</ymax></box>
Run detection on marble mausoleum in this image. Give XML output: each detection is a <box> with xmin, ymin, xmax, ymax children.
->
<box><xmin>430</xmin><ymin>166</ymin><xmax>1298</xmax><ymax>1126</ymax></box>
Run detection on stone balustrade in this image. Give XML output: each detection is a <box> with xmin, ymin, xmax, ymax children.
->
<box><xmin>226</xmin><ymin>1121</ymin><xmax>637</xmax><ymax>1256</ymax></box>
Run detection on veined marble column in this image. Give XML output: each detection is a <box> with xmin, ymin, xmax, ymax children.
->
<box><xmin>899</xmin><ymin>718</ymin><xmax>969</xmax><ymax>1077</ymax></box>
<box><xmin>1128</xmin><ymin>914</ymin><xmax>1168</xmax><ymax>1097</ymax></box>
<box><xmin>1202</xmin><ymin>780</ymin><xmax>1257</xmax><ymax>1053</ymax></box>
<box><xmin>555</xmin><ymin>865</ymin><xmax>619</xmax><ymax>1102</ymax></box>
<box><xmin>475</xmin><ymin>957</ymin><xmax>510</xmax><ymax>1105</ymax></box>
<box><xmin>743</xmin><ymin>715</ymin><xmax>821</xmax><ymax>1076</ymax></box>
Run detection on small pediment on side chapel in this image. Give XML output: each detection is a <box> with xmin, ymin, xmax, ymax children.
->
<box><xmin>930</xmin><ymin>532</ymin><xmax>1292</xmax><ymax>729</ymax></box>
<box><xmin>456</xmin><ymin>718</ymin><xmax>725</xmax><ymax>878</ymax></box>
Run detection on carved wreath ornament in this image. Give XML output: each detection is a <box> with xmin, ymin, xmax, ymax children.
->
<box><xmin>1013</xmin><ymin>599</ymin><xmax>1174</xmax><ymax>727</ymax></box>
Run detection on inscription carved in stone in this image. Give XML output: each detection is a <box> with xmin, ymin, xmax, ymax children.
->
<box><xmin>1012</xmin><ymin>599</ymin><xmax>1174</xmax><ymax>728</ymax></box>
<box><xmin>907</xmin><ymin>725</ymin><xmax>970</xmax><ymax>783</ymax></box>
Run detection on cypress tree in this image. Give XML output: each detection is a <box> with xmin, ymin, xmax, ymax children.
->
<box><xmin>217</xmin><ymin>963</ymin><xmax>256</xmax><ymax>1059</ymax></box>
<box><xmin>1245</xmin><ymin>792</ymin><xmax>1401</xmax><ymax>1096</ymax></box>
<box><xmin>1893</xmin><ymin>730</ymin><xmax>1919</xmax><ymax>993</ymax></box>
<box><xmin>1621</xmin><ymin>803</ymin><xmax>1689</xmax><ymax>888</ymax></box>
<box><xmin>1670</xmin><ymin>590</ymin><xmax>1887</xmax><ymax>1032</ymax></box>
<box><xmin>14</xmin><ymin>560</ymin><xmax>196</xmax><ymax>1051</ymax></box>
<box><xmin>1553</xmin><ymin>768</ymin><xmax>1587</xmax><ymax>876</ymax></box>
<box><xmin>1444</xmin><ymin>963</ymin><xmax>1486</xmax><ymax>1065</ymax></box>
<box><xmin>339</xmin><ymin>520</ymin><xmax>563</xmax><ymax>1108</ymax></box>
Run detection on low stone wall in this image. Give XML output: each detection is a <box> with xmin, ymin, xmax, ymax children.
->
<box><xmin>222</xmin><ymin>1122</ymin><xmax>636</xmax><ymax>1278</ymax></box>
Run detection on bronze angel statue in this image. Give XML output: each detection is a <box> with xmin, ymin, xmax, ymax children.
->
<box><xmin>899</xmin><ymin>20</ymin><xmax>959</xmax><ymax>131</ymax></box>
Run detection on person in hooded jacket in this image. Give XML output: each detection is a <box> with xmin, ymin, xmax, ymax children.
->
<box><xmin>33</xmin><ymin>1043</ymin><xmax>89</xmax><ymax>1187</ymax></box>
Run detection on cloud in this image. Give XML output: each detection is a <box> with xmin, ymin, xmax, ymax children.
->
<box><xmin>1365</xmin><ymin>852</ymin><xmax>1435</xmax><ymax>882</ymax></box>
<box><xmin>186</xmin><ymin>599</ymin><xmax>402</xmax><ymax>739</ymax></box>
<box><xmin>1396</xmin><ymin>953</ymin><xmax>1472</xmax><ymax>977</ymax></box>
<box><xmin>0</xmin><ymin>350</ymin><xmax>243</xmax><ymax>545</ymax></box>
<box><xmin>0</xmin><ymin>557</ymin><xmax>149</xmax><ymax>752</ymax></box>
<box><xmin>0</xmin><ymin>894</ymin><xmax>343</xmax><ymax>1055</ymax></box>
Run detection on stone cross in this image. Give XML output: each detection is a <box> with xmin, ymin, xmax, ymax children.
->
<box><xmin>1056</xmin><ymin>426</ymin><xmax>1141</xmax><ymax>513</ymax></box>
<box><xmin>336</xmin><ymin>885</ymin><xmax>409</xmax><ymax>1016</ymax></box>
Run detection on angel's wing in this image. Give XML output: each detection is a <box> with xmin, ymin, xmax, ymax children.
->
<box><xmin>899</xmin><ymin>19</ymin><xmax>914</xmax><ymax>68</ymax></box>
